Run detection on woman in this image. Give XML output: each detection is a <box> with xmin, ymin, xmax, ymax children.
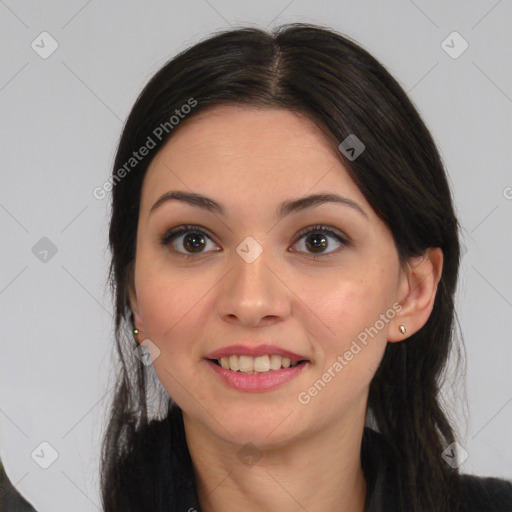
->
<box><xmin>100</xmin><ymin>23</ymin><xmax>512</xmax><ymax>511</ymax></box>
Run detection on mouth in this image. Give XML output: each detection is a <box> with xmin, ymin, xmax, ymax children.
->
<box><xmin>204</xmin><ymin>355</ymin><xmax>310</xmax><ymax>392</ymax></box>
<box><xmin>206</xmin><ymin>355</ymin><xmax>310</xmax><ymax>374</ymax></box>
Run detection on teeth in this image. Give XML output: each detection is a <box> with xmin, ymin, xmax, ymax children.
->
<box><xmin>270</xmin><ymin>354</ymin><xmax>283</xmax><ymax>370</ymax></box>
<box><xmin>228</xmin><ymin>355</ymin><xmax>238</xmax><ymax>371</ymax></box>
<box><xmin>217</xmin><ymin>354</ymin><xmax>301</xmax><ymax>373</ymax></box>
<box><xmin>239</xmin><ymin>355</ymin><xmax>253</xmax><ymax>372</ymax></box>
<box><xmin>253</xmin><ymin>355</ymin><xmax>270</xmax><ymax>372</ymax></box>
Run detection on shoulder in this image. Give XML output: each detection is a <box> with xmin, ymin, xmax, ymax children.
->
<box><xmin>453</xmin><ymin>473</ymin><xmax>512</xmax><ymax>512</ymax></box>
<box><xmin>0</xmin><ymin>459</ymin><xmax>38</xmax><ymax>512</ymax></box>
<box><xmin>361</xmin><ymin>428</ymin><xmax>512</xmax><ymax>512</ymax></box>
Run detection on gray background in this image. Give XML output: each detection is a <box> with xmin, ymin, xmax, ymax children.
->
<box><xmin>1</xmin><ymin>1</ymin><xmax>511</xmax><ymax>510</ymax></box>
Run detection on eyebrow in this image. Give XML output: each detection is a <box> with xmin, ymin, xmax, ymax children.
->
<box><xmin>149</xmin><ymin>190</ymin><xmax>368</xmax><ymax>219</ymax></box>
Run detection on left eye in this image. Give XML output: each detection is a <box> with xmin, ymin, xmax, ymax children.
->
<box><xmin>291</xmin><ymin>224</ymin><xmax>348</xmax><ymax>258</ymax></box>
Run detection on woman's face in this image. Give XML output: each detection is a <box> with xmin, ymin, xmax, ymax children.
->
<box><xmin>130</xmin><ymin>105</ymin><xmax>404</xmax><ymax>446</ymax></box>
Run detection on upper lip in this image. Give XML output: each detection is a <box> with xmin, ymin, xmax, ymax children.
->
<box><xmin>204</xmin><ymin>344</ymin><xmax>309</xmax><ymax>363</ymax></box>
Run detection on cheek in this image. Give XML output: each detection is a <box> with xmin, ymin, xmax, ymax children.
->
<box><xmin>292</xmin><ymin>259</ymin><xmax>396</xmax><ymax>391</ymax></box>
<box><xmin>134</xmin><ymin>268</ymin><xmax>210</xmax><ymax>406</ymax></box>
<box><xmin>134</xmin><ymin>257</ymin><xmax>208</xmax><ymax>356</ymax></box>
<box><xmin>292</xmin><ymin>273</ymin><xmax>393</xmax><ymax>413</ymax></box>
<box><xmin>297</xmin><ymin>262</ymin><xmax>395</xmax><ymax>342</ymax></box>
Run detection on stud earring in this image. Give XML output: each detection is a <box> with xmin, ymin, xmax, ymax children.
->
<box><xmin>399</xmin><ymin>325</ymin><xmax>406</xmax><ymax>335</ymax></box>
<box><xmin>133</xmin><ymin>328</ymin><xmax>140</xmax><ymax>335</ymax></box>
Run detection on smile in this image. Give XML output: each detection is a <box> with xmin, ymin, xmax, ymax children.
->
<box><xmin>205</xmin><ymin>357</ymin><xmax>310</xmax><ymax>392</ymax></box>
<box><xmin>211</xmin><ymin>354</ymin><xmax>306</xmax><ymax>373</ymax></box>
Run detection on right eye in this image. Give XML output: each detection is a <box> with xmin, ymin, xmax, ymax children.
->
<box><xmin>160</xmin><ymin>224</ymin><xmax>221</xmax><ymax>257</ymax></box>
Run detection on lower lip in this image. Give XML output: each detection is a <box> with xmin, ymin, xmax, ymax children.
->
<box><xmin>205</xmin><ymin>359</ymin><xmax>309</xmax><ymax>392</ymax></box>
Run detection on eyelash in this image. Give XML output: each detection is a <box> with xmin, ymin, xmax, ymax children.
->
<box><xmin>159</xmin><ymin>223</ymin><xmax>349</xmax><ymax>259</ymax></box>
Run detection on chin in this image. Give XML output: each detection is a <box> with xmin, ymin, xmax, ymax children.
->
<box><xmin>214</xmin><ymin>411</ymin><xmax>303</xmax><ymax>448</ymax></box>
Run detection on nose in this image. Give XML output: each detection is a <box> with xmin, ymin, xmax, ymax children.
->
<box><xmin>215</xmin><ymin>241</ymin><xmax>292</xmax><ymax>328</ymax></box>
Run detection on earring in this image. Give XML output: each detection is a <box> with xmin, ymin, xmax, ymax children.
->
<box><xmin>399</xmin><ymin>325</ymin><xmax>406</xmax><ymax>335</ymax></box>
<box><xmin>133</xmin><ymin>328</ymin><xmax>140</xmax><ymax>335</ymax></box>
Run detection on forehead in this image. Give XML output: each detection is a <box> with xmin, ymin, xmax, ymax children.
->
<box><xmin>140</xmin><ymin>105</ymin><xmax>368</xmax><ymax>216</ymax></box>
<box><xmin>153</xmin><ymin>104</ymin><xmax>338</xmax><ymax>164</ymax></box>
<box><xmin>165</xmin><ymin>104</ymin><xmax>334</xmax><ymax>149</ymax></box>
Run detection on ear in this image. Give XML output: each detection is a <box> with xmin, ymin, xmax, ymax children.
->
<box><xmin>126</xmin><ymin>262</ymin><xmax>144</xmax><ymax>342</ymax></box>
<box><xmin>387</xmin><ymin>247</ymin><xmax>443</xmax><ymax>342</ymax></box>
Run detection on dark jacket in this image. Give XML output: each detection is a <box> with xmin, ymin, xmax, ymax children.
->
<box><xmin>3</xmin><ymin>408</ymin><xmax>511</xmax><ymax>511</ymax></box>
<box><xmin>117</xmin><ymin>406</ymin><xmax>512</xmax><ymax>512</ymax></box>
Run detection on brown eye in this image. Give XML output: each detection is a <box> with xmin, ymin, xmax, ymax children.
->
<box><xmin>292</xmin><ymin>225</ymin><xmax>348</xmax><ymax>257</ymax></box>
<box><xmin>181</xmin><ymin>232</ymin><xmax>207</xmax><ymax>253</ymax></box>
<box><xmin>160</xmin><ymin>225</ymin><xmax>220</xmax><ymax>256</ymax></box>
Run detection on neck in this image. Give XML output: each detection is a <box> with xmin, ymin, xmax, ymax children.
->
<box><xmin>183</xmin><ymin>411</ymin><xmax>368</xmax><ymax>512</ymax></box>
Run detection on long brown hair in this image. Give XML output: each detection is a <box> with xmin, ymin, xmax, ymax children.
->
<box><xmin>101</xmin><ymin>23</ymin><xmax>465</xmax><ymax>511</ymax></box>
